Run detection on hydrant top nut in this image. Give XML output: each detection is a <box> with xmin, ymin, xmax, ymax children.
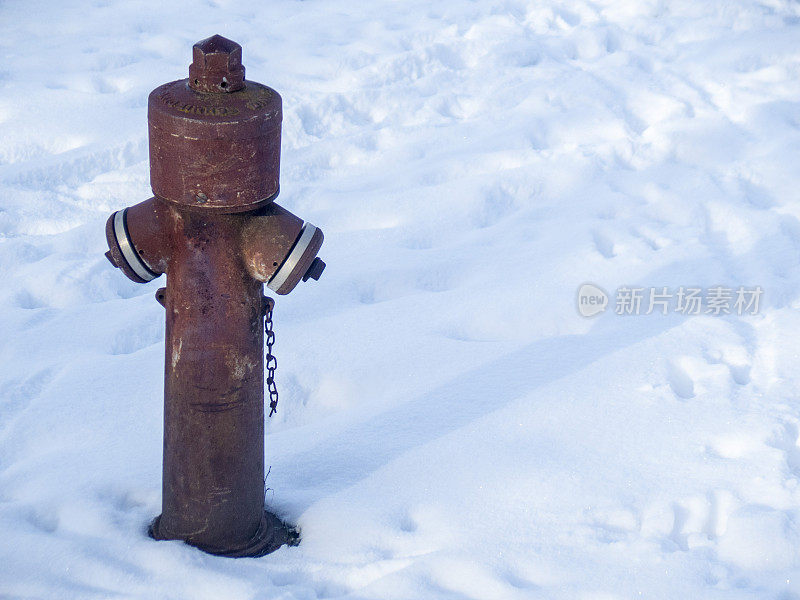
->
<box><xmin>189</xmin><ymin>35</ymin><xmax>246</xmax><ymax>93</ymax></box>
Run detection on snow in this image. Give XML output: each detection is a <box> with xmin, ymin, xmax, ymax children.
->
<box><xmin>2</xmin><ymin>0</ymin><xmax>800</xmax><ymax>597</ymax></box>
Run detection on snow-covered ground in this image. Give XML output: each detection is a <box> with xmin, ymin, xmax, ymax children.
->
<box><xmin>2</xmin><ymin>0</ymin><xmax>800</xmax><ymax>598</ymax></box>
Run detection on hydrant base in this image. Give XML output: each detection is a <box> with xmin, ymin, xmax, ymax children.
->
<box><xmin>148</xmin><ymin>510</ymin><xmax>299</xmax><ymax>557</ymax></box>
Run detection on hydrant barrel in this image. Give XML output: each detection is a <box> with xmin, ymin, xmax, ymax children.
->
<box><xmin>155</xmin><ymin>212</ymin><xmax>268</xmax><ymax>553</ymax></box>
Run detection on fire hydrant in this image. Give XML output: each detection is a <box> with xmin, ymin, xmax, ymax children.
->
<box><xmin>104</xmin><ymin>35</ymin><xmax>325</xmax><ymax>557</ymax></box>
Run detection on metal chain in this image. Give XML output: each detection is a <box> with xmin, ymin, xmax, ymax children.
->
<box><xmin>264</xmin><ymin>297</ymin><xmax>279</xmax><ymax>417</ymax></box>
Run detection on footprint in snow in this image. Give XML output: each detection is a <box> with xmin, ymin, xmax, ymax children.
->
<box><xmin>107</xmin><ymin>315</ymin><xmax>163</xmax><ymax>355</ymax></box>
<box><xmin>766</xmin><ymin>422</ymin><xmax>800</xmax><ymax>479</ymax></box>
<box><xmin>26</xmin><ymin>505</ymin><xmax>60</xmax><ymax>534</ymax></box>
<box><xmin>398</xmin><ymin>511</ymin><xmax>418</xmax><ymax>533</ymax></box>
<box><xmin>588</xmin><ymin>506</ymin><xmax>639</xmax><ymax>544</ymax></box>
<box><xmin>471</xmin><ymin>184</ymin><xmax>517</xmax><ymax>229</ymax></box>
<box><xmin>592</xmin><ymin>230</ymin><xmax>616</xmax><ymax>258</ymax></box>
<box><xmin>13</xmin><ymin>289</ymin><xmax>48</xmax><ymax>310</ymax></box>
<box><xmin>0</xmin><ymin>368</ymin><xmax>57</xmax><ymax>439</ymax></box>
<box><xmin>658</xmin><ymin>490</ymin><xmax>738</xmax><ymax>552</ymax></box>
<box><xmin>667</xmin><ymin>359</ymin><xmax>695</xmax><ymax>400</ymax></box>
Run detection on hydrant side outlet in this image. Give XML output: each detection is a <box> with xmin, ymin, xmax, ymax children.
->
<box><xmin>105</xmin><ymin>35</ymin><xmax>324</xmax><ymax>557</ymax></box>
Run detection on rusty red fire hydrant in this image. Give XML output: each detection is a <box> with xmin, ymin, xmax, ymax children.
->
<box><xmin>104</xmin><ymin>35</ymin><xmax>325</xmax><ymax>557</ymax></box>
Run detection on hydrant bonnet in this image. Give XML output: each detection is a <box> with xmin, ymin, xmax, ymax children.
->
<box><xmin>148</xmin><ymin>34</ymin><xmax>282</xmax><ymax>212</ymax></box>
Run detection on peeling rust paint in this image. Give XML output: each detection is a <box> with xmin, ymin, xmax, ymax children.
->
<box><xmin>171</xmin><ymin>338</ymin><xmax>182</xmax><ymax>370</ymax></box>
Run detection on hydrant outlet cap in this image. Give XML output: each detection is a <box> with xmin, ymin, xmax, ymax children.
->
<box><xmin>189</xmin><ymin>35</ymin><xmax>246</xmax><ymax>93</ymax></box>
<box><xmin>267</xmin><ymin>223</ymin><xmax>324</xmax><ymax>294</ymax></box>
